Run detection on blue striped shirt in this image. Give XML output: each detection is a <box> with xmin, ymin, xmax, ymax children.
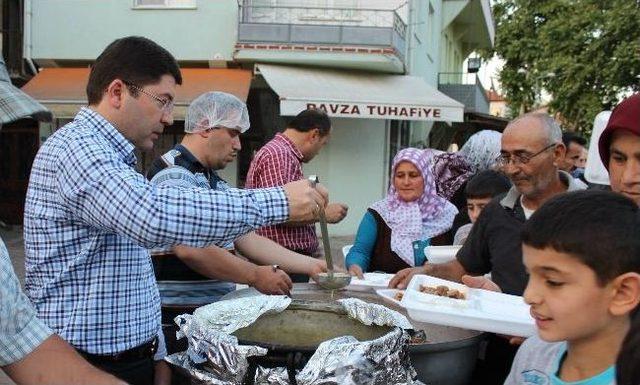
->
<box><xmin>23</xmin><ymin>107</ymin><xmax>288</xmax><ymax>354</ymax></box>
<box><xmin>0</xmin><ymin>237</ymin><xmax>53</xmax><ymax>365</ymax></box>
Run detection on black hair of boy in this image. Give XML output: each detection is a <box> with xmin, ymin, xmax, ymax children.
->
<box><xmin>288</xmin><ymin>109</ymin><xmax>331</xmax><ymax>136</ymax></box>
<box><xmin>464</xmin><ymin>169</ymin><xmax>512</xmax><ymax>199</ymax></box>
<box><xmin>617</xmin><ymin>314</ymin><xmax>640</xmax><ymax>385</ymax></box>
<box><xmin>562</xmin><ymin>132</ymin><xmax>587</xmax><ymax>148</ymax></box>
<box><xmin>86</xmin><ymin>36</ymin><xmax>183</xmax><ymax>105</ymax></box>
<box><xmin>522</xmin><ymin>190</ymin><xmax>640</xmax><ymax>285</ymax></box>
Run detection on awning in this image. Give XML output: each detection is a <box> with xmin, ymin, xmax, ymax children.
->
<box><xmin>464</xmin><ymin>111</ymin><xmax>509</xmax><ymax>132</ymax></box>
<box><xmin>0</xmin><ymin>59</ymin><xmax>51</xmax><ymax>124</ymax></box>
<box><xmin>20</xmin><ymin>68</ymin><xmax>253</xmax><ymax>120</ymax></box>
<box><xmin>256</xmin><ymin>64</ymin><xmax>464</xmax><ymax>122</ymax></box>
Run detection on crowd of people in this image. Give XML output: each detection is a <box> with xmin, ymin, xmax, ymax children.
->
<box><xmin>1</xmin><ymin>35</ymin><xmax>639</xmax><ymax>385</ymax></box>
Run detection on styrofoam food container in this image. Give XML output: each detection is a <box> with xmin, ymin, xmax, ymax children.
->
<box><xmin>376</xmin><ymin>288</ymin><xmax>405</xmax><ymax>307</ymax></box>
<box><xmin>400</xmin><ymin>275</ymin><xmax>536</xmax><ymax>337</ymax></box>
<box><xmin>424</xmin><ymin>245</ymin><xmax>462</xmax><ymax>264</ymax></box>
<box><xmin>348</xmin><ymin>272</ymin><xmax>394</xmax><ymax>291</ymax></box>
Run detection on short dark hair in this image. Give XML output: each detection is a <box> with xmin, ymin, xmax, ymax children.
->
<box><xmin>287</xmin><ymin>109</ymin><xmax>331</xmax><ymax>136</ymax></box>
<box><xmin>616</xmin><ymin>314</ymin><xmax>640</xmax><ymax>385</ymax></box>
<box><xmin>464</xmin><ymin>170</ymin><xmax>511</xmax><ymax>199</ymax></box>
<box><xmin>87</xmin><ymin>36</ymin><xmax>182</xmax><ymax>105</ymax></box>
<box><xmin>617</xmin><ymin>313</ymin><xmax>640</xmax><ymax>385</ymax></box>
<box><xmin>522</xmin><ymin>190</ymin><xmax>640</xmax><ymax>285</ymax></box>
<box><xmin>562</xmin><ymin>132</ymin><xmax>587</xmax><ymax>148</ymax></box>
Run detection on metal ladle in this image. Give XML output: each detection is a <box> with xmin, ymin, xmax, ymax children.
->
<box><xmin>308</xmin><ymin>175</ymin><xmax>351</xmax><ymax>290</ymax></box>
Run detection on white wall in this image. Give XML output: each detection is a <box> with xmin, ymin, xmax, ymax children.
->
<box><xmin>303</xmin><ymin>118</ymin><xmax>387</xmax><ymax>236</ymax></box>
<box><xmin>27</xmin><ymin>0</ymin><xmax>239</xmax><ymax>61</ymax></box>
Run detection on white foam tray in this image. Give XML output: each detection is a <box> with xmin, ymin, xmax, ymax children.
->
<box><xmin>376</xmin><ymin>288</ymin><xmax>405</xmax><ymax>307</ymax></box>
<box><xmin>348</xmin><ymin>272</ymin><xmax>394</xmax><ymax>291</ymax></box>
<box><xmin>398</xmin><ymin>275</ymin><xmax>536</xmax><ymax>337</ymax></box>
<box><xmin>424</xmin><ymin>245</ymin><xmax>462</xmax><ymax>264</ymax></box>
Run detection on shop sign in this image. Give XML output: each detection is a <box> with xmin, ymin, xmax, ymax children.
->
<box><xmin>280</xmin><ymin>100</ymin><xmax>463</xmax><ymax>122</ymax></box>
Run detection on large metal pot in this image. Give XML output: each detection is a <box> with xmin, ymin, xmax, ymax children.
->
<box><xmin>222</xmin><ymin>285</ymin><xmax>484</xmax><ymax>385</ymax></box>
<box><xmin>233</xmin><ymin>300</ymin><xmax>393</xmax><ymax>351</ymax></box>
<box><xmin>227</xmin><ymin>300</ymin><xmax>396</xmax><ymax>384</ymax></box>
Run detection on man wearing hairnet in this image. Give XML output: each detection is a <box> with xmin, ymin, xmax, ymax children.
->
<box><xmin>147</xmin><ymin>92</ymin><xmax>327</xmax><ymax>355</ymax></box>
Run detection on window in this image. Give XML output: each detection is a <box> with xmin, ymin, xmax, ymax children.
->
<box><xmin>133</xmin><ymin>0</ymin><xmax>196</xmax><ymax>9</ymax></box>
<box><xmin>388</xmin><ymin>120</ymin><xmax>411</xmax><ymax>176</ymax></box>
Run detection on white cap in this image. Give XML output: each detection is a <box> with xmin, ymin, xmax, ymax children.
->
<box><xmin>184</xmin><ymin>91</ymin><xmax>250</xmax><ymax>133</ymax></box>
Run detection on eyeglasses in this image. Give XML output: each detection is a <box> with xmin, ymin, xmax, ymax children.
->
<box><xmin>495</xmin><ymin>143</ymin><xmax>557</xmax><ymax>167</ymax></box>
<box><xmin>123</xmin><ymin>81</ymin><xmax>174</xmax><ymax>113</ymax></box>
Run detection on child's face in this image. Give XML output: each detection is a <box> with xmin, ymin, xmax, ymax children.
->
<box><xmin>523</xmin><ymin>245</ymin><xmax>616</xmax><ymax>343</ymax></box>
<box><xmin>466</xmin><ymin>197</ymin><xmax>492</xmax><ymax>223</ymax></box>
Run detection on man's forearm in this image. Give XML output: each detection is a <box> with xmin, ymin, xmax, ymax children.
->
<box><xmin>172</xmin><ymin>245</ymin><xmax>256</xmax><ymax>285</ymax></box>
<box><xmin>235</xmin><ymin>233</ymin><xmax>318</xmax><ymax>274</ymax></box>
<box><xmin>423</xmin><ymin>259</ymin><xmax>467</xmax><ymax>282</ymax></box>
<box><xmin>3</xmin><ymin>335</ymin><xmax>126</xmax><ymax>385</ymax></box>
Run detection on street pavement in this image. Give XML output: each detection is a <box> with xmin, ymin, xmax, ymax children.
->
<box><xmin>0</xmin><ymin>225</ymin><xmax>353</xmax><ymax>384</ymax></box>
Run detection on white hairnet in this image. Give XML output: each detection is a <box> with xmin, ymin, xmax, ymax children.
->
<box><xmin>185</xmin><ymin>91</ymin><xmax>250</xmax><ymax>133</ymax></box>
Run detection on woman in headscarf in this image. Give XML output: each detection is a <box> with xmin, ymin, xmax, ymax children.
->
<box><xmin>458</xmin><ymin>130</ymin><xmax>503</xmax><ymax>174</ymax></box>
<box><xmin>346</xmin><ymin>148</ymin><xmax>458</xmax><ymax>277</ymax></box>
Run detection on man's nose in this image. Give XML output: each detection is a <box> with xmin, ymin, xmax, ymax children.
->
<box><xmin>523</xmin><ymin>281</ymin><xmax>541</xmax><ymax>306</ymax></box>
<box><xmin>161</xmin><ymin>110</ymin><xmax>174</xmax><ymax>126</ymax></box>
<box><xmin>233</xmin><ymin>136</ymin><xmax>242</xmax><ymax>150</ymax></box>
<box><xmin>621</xmin><ymin>160</ymin><xmax>640</xmax><ymax>186</ymax></box>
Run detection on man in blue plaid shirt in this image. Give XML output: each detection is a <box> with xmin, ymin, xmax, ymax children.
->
<box><xmin>22</xmin><ymin>36</ymin><xmax>326</xmax><ymax>385</ymax></box>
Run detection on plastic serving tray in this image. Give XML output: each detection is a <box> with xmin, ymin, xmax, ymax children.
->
<box><xmin>348</xmin><ymin>272</ymin><xmax>395</xmax><ymax>291</ymax></box>
<box><xmin>424</xmin><ymin>245</ymin><xmax>462</xmax><ymax>264</ymax></box>
<box><xmin>397</xmin><ymin>275</ymin><xmax>536</xmax><ymax>337</ymax></box>
<box><xmin>376</xmin><ymin>288</ymin><xmax>405</xmax><ymax>307</ymax></box>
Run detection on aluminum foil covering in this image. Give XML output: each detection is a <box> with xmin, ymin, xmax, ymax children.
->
<box><xmin>167</xmin><ymin>295</ymin><xmax>423</xmax><ymax>385</ymax></box>
<box><xmin>337</xmin><ymin>298</ymin><xmax>413</xmax><ymax>329</ymax></box>
<box><xmin>296</xmin><ymin>328</ymin><xmax>423</xmax><ymax>385</ymax></box>
<box><xmin>193</xmin><ymin>294</ymin><xmax>291</xmax><ymax>334</ymax></box>
<box><xmin>170</xmin><ymin>313</ymin><xmax>267</xmax><ymax>384</ymax></box>
<box><xmin>254</xmin><ymin>367</ymin><xmax>291</xmax><ymax>385</ymax></box>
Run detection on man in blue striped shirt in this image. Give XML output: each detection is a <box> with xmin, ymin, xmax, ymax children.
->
<box><xmin>23</xmin><ymin>36</ymin><xmax>326</xmax><ymax>385</ymax></box>
<box><xmin>1</xmin><ymin>236</ymin><xmax>125</xmax><ymax>385</ymax></box>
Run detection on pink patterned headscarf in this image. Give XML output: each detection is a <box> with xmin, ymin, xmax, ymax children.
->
<box><xmin>370</xmin><ymin>148</ymin><xmax>458</xmax><ymax>266</ymax></box>
<box><xmin>431</xmin><ymin>152</ymin><xmax>474</xmax><ymax>200</ymax></box>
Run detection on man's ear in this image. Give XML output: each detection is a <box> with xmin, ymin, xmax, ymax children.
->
<box><xmin>197</xmin><ymin>128</ymin><xmax>212</xmax><ymax>138</ymax></box>
<box><xmin>552</xmin><ymin>143</ymin><xmax>566</xmax><ymax>167</ymax></box>
<box><xmin>309</xmin><ymin>128</ymin><xmax>321</xmax><ymax>142</ymax></box>
<box><xmin>610</xmin><ymin>272</ymin><xmax>640</xmax><ymax>317</ymax></box>
<box><xmin>104</xmin><ymin>79</ymin><xmax>126</xmax><ymax>109</ymax></box>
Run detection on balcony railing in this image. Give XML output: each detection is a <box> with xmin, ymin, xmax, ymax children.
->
<box><xmin>437</xmin><ymin>72</ymin><xmax>490</xmax><ymax>114</ymax></box>
<box><xmin>237</xmin><ymin>4</ymin><xmax>406</xmax><ymax>57</ymax></box>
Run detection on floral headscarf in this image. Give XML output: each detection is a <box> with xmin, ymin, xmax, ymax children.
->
<box><xmin>370</xmin><ymin>148</ymin><xmax>458</xmax><ymax>266</ymax></box>
<box><xmin>429</xmin><ymin>150</ymin><xmax>474</xmax><ymax>201</ymax></box>
<box><xmin>458</xmin><ymin>130</ymin><xmax>503</xmax><ymax>173</ymax></box>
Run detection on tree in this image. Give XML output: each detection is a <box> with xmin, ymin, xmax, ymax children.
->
<box><xmin>486</xmin><ymin>0</ymin><xmax>640</xmax><ymax>133</ymax></box>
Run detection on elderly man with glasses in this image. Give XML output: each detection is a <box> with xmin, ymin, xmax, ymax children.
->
<box><xmin>390</xmin><ymin>112</ymin><xmax>585</xmax><ymax>385</ymax></box>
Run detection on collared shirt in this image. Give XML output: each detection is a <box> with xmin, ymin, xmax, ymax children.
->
<box><xmin>147</xmin><ymin>144</ymin><xmax>236</xmax><ymax>306</ymax></box>
<box><xmin>456</xmin><ymin>171</ymin><xmax>585</xmax><ymax>295</ymax></box>
<box><xmin>245</xmin><ymin>133</ymin><xmax>318</xmax><ymax>254</ymax></box>
<box><xmin>0</xmin><ymin>237</ymin><xmax>53</xmax><ymax>365</ymax></box>
<box><xmin>23</xmin><ymin>107</ymin><xmax>288</xmax><ymax>354</ymax></box>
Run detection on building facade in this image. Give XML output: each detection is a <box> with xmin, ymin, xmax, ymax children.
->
<box><xmin>21</xmin><ymin>0</ymin><xmax>494</xmax><ymax>235</ymax></box>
